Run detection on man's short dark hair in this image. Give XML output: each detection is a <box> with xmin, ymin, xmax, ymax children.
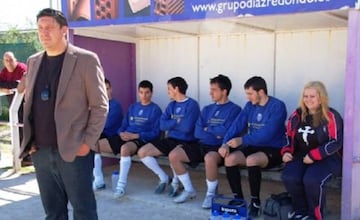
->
<box><xmin>244</xmin><ymin>76</ymin><xmax>268</xmax><ymax>95</ymax></box>
<box><xmin>105</xmin><ymin>78</ymin><xmax>111</xmax><ymax>87</ymax></box>
<box><xmin>139</xmin><ymin>80</ymin><xmax>153</xmax><ymax>92</ymax></box>
<box><xmin>210</xmin><ymin>74</ymin><xmax>232</xmax><ymax>96</ymax></box>
<box><xmin>37</xmin><ymin>8</ymin><xmax>68</xmax><ymax>27</ymax></box>
<box><xmin>167</xmin><ymin>77</ymin><xmax>188</xmax><ymax>95</ymax></box>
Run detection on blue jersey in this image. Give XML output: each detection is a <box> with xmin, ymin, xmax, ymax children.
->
<box><xmin>103</xmin><ymin>99</ymin><xmax>123</xmax><ymax>137</ymax></box>
<box><xmin>223</xmin><ymin>96</ymin><xmax>287</xmax><ymax>148</ymax></box>
<box><xmin>161</xmin><ymin>97</ymin><xmax>200</xmax><ymax>141</ymax></box>
<box><xmin>118</xmin><ymin>102</ymin><xmax>162</xmax><ymax>142</ymax></box>
<box><xmin>195</xmin><ymin>101</ymin><xmax>241</xmax><ymax>146</ymax></box>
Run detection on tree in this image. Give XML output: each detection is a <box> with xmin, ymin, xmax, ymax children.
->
<box><xmin>0</xmin><ymin>26</ymin><xmax>42</xmax><ymax>52</ymax></box>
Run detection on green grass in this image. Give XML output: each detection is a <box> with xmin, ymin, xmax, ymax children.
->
<box><xmin>0</xmin><ymin>126</ymin><xmax>30</xmax><ymax>174</ymax></box>
<box><xmin>0</xmin><ymin>165</ymin><xmax>35</xmax><ymax>176</ymax></box>
<box><xmin>0</xmin><ymin>124</ymin><xmax>10</xmax><ymax>131</ymax></box>
<box><xmin>0</xmin><ymin>124</ymin><xmax>11</xmax><ymax>154</ymax></box>
<box><xmin>0</xmin><ymin>123</ymin><xmax>11</xmax><ymax>143</ymax></box>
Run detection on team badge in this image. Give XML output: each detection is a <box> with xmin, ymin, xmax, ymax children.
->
<box><xmin>256</xmin><ymin>113</ymin><xmax>262</xmax><ymax>122</ymax></box>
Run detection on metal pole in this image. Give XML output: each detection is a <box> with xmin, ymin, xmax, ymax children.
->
<box><xmin>9</xmin><ymin>90</ymin><xmax>24</xmax><ymax>172</ymax></box>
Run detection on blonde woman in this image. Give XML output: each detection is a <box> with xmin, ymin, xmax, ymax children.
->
<box><xmin>281</xmin><ymin>81</ymin><xmax>343</xmax><ymax>220</ymax></box>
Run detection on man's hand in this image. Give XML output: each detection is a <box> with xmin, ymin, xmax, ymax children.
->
<box><xmin>0</xmin><ymin>88</ymin><xmax>11</xmax><ymax>94</ymax></box>
<box><xmin>226</xmin><ymin>137</ymin><xmax>242</xmax><ymax>148</ymax></box>
<box><xmin>77</xmin><ymin>144</ymin><xmax>90</xmax><ymax>156</ymax></box>
<box><xmin>120</xmin><ymin>132</ymin><xmax>130</xmax><ymax>141</ymax></box>
<box><xmin>218</xmin><ymin>144</ymin><xmax>230</xmax><ymax>158</ymax></box>
<box><xmin>303</xmin><ymin>154</ymin><xmax>314</xmax><ymax>164</ymax></box>
<box><xmin>127</xmin><ymin>132</ymin><xmax>139</xmax><ymax>140</ymax></box>
<box><xmin>282</xmin><ymin>152</ymin><xmax>293</xmax><ymax>163</ymax></box>
<box><xmin>120</xmin><ymin>132</ymin><xmax>139</xmax><ymax>141</ymax></box>
<box><xmin>28</xmin><ymin>146</ymin><xmax>37</xmax><ymax>155</ymax></box>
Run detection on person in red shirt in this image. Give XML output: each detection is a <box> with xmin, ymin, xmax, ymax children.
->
<box><xmin>0</xmin><ymin>51</ymin><xmax>27</xmax><ymax>103</ymax></box>
<box><xmin>0</xmin><ymin>51</ymin><xmax>28</xmax><ymax>165</ymax></box>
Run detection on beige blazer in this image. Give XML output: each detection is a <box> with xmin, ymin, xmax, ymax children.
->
<box><xmin>20</xmin><ymin>44</ymin><xmax>108</xmax><ymax>162</ymax></box>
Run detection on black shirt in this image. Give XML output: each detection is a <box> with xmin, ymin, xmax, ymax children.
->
<box><xmin>32</xmin><ymin>52</ymin><xmax>65</xmax><ymax>147</ymax></box>
<box><xmin>294</xmin><ymin>115</ymin><xmax>320</xmax><ymax>158</ymax></box>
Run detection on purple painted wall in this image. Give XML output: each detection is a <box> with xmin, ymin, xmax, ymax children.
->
<box><xmin>71</xmin><ymin>34</ymin><xmax>136</xmax><ymax>167</ymax></box>
<box><xmin>342</xmin><ymin>10</ymin><xmax>360</xmax><ymax>220</ymax></box>
<box><xmin>73</xmin><ymin>35</ymin><xmax>136</xmax><ymax>111</ymax></box>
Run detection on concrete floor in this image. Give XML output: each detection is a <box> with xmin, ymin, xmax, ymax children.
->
<box><xmin>0</xmin><ymin>125</ymin><xmax>341</xmax><ymax>220</ymax></box>
<box><xmin>0</xmin><ymin>156</ymin><xmax>341</xmax><ymax>220</ymax></box>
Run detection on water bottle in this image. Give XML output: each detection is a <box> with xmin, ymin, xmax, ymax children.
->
<box><xmin>111</xmin><ymin>171</ymin><xmax>119</xmax><ymax>192</ymax></box>
<box><xmin>209</xmin><ymin>210</ymin><xmax>221</xmax><ymax>220</ymax></box>
<box><xmin>221</xmin><ymin>212</ymin><xmax>231</xmax><ymax>220</ymax></box>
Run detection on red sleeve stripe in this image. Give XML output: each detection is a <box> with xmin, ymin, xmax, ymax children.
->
<box><xmin>310</xmin><ymin>148</ymin><xmax>322</xmax><ymax>160</ymax></box>
<box><xmin>314</xmin><ymin>206</ymin><xmax>322</xmax><ymax>220</ymax></box>
<box><xmin>327</xmin><ymin>111</ymin><xmax>337</xmax><ymax>140</ymax></box>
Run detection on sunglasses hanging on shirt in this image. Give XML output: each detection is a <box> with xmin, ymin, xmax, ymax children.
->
<box><xmin>41</xmin><ymin>54</ymin><xmax>51</xmax><ymax>102</ymax></box>
<box><xmin>41</xmin><ymin>85</ymin><xmax>50</xmax><ymax>101</ymax></box>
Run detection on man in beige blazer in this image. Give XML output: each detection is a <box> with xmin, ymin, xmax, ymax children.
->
<box><xmin>19</xmin><ymin>8</ymin><xmax>108</xmax><ymax>220</ymax></box>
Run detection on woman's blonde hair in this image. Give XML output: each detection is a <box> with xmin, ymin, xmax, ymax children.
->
<box><xmin>299</xmin><ymin>81</ymin><xmax>330</xmax><ymax>126</ymax></box>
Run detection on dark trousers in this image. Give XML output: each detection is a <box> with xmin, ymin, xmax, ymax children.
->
<box><xmin>281</xmin><ymin>155</ymin><xmax>341</xmax><ymax>219</ymax></box>
<box><xmin>32</xmin><ymin>147</ymin><xmax>98</xmax><ymax>220</ymax></box>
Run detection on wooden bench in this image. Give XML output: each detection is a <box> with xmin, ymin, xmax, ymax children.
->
<box><xmin>100</xmin><ymin>152</ymin><xmax>341</xmax><ymax>189</ymax></box>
